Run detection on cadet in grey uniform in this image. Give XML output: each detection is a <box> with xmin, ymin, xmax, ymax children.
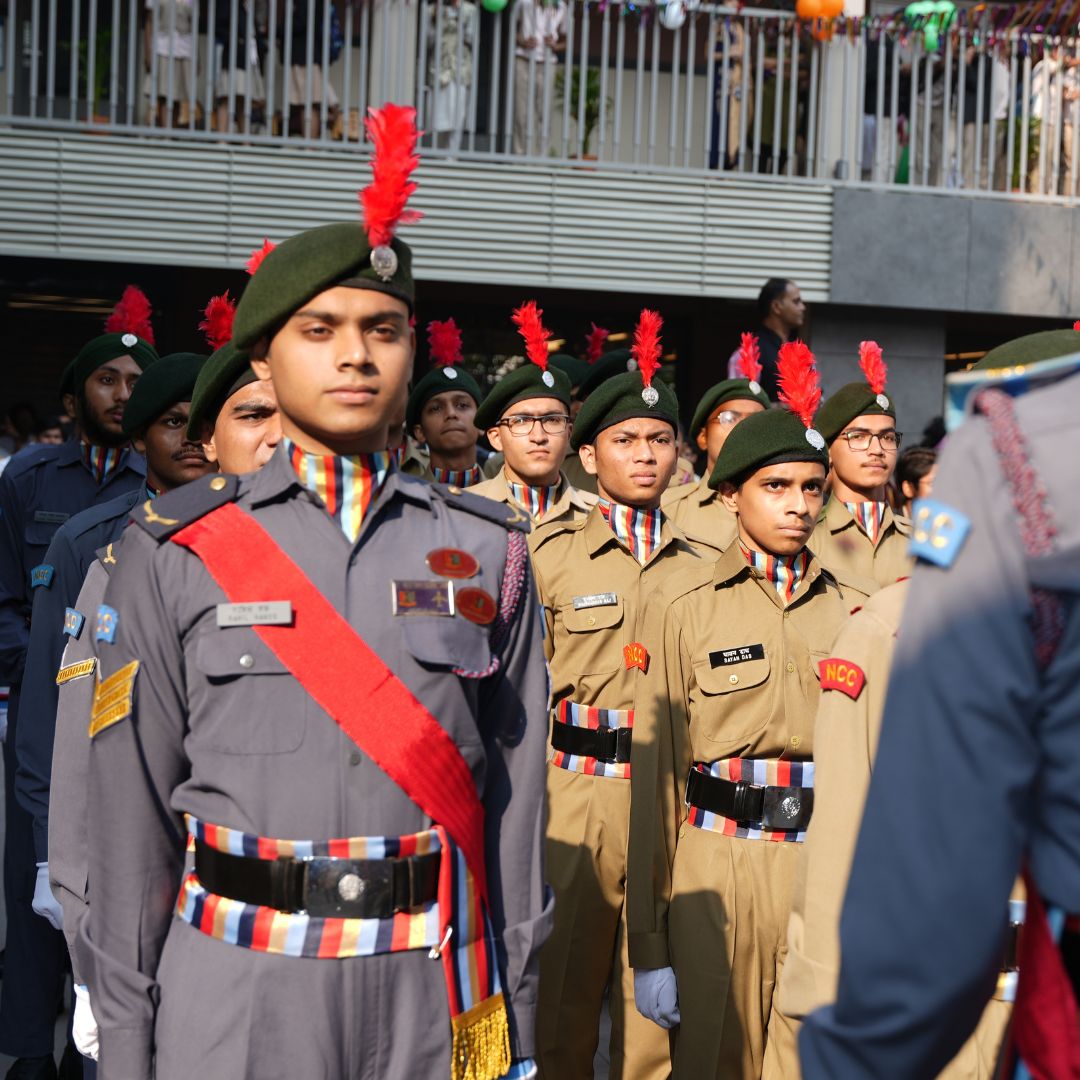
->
<box><xmin>83</xmin><ymin>105</ymin><xmax>551</xmax><ymax>1080</ymax></box>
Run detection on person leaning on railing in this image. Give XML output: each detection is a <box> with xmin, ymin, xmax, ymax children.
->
<box><xmin>513</xmin><ymin>0</ymin><xmax>567</xmax><ymax>156</ymax></box>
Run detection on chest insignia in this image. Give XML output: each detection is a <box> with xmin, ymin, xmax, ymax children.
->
<box><xmin>426</xmin><ymin>548</ymin><xmax>479</xmax><ymax>579</ymax></box>
<box><xmin>33</xmin><ymin>510</ymin><xmax>69</xmax><ymax>525</ymax></box>
<box><xmin>572</xmin><ymin>592</ymin><xmax>618</xmax><ymax>610</ymax></box>
<box><xmin>457</xmin><ymin>587</ymin><xmax>497</xmax><ymax>626</ymax></box>
<box><xmin>391</xmin><ymin>580</ymin><xmax>455</xmax><ymax>617</ymax></box>
<box><xmin>216</xmin><ymin>601</ymin><xmax>294</xmax><ymax>628</ymax></box>
<box><xmin>709</xmin><ymin>643</ymin><xmax>765</xmax><ymax>667</ymax></box>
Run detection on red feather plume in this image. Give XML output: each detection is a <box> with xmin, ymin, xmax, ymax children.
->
<box><xmin>199</xmin><ymin>291</ymin><xmax>236</xmax><ymax>351</ymax></box>
<box><xmin>246</xmin><ymin>238</ymin><xmax>276</xmax><ymax>276</ymax></box>
<box><xmin>736</xmin><ymin>332</ymin><xmax>762</xmax><ymax>383</ymax></box>
<box><xmin>1073</xmin><ymin>320</ymin><xmax>1080</xmax><ymax>332</ymax></box>
<box><xmin>104</xmin><ymin>285</ymin><xmax>155</xmax><ymax>345</ymax></box>
<box><xmin>361</xmin><ymin>103</ymin><xmax>423</xmax><ymax>249</ymax></box>
<box><xmin>858</xmin><ymin>340</ymin><xmax>888</xmax><ymax>395</ymax></box>
<box><xmin>585</xmin><ymin>323</ymin><xmax>610</xmax><ymax>364</ymax></box>
<box><xmin>511</xmin><ymin>301</ymin><xmax>552</xmax><ymax>372</ymax></box>
<box><xmin>631</xmin><ymin>309</ymin><xmax>663</xmax><ymax>389</ymax></box>
<box><xmin>427</xmin><ymin>319</ymin><xmax>463</xmax><ymax>368</ymax></box>
<box><xmin>777</xmin><ymin>340</ymin><xmax>822</xmax><ymax>430</ymax></box>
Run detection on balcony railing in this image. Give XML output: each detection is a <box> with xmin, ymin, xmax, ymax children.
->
<box><xmin>3</xmin><ymin>0</ymin><xmax>1079</xmax><ymax>199</ymax></box>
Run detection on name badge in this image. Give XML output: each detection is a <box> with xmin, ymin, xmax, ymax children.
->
<box><xmin>709</xmin><ymin>643</ymin><xmax>765</xmax><ymax>667</ymax></box>
<box><xmin>216</xmin><ymin>601</ymin><xmax>294</xmax><ymax>628</ymax></box>
<box><xmin>34</xmin><ymin>510</ymin><xmax>70</xmax><ymax>525</ymax></box>
<box><xmin>392</xmin><ymin>580</ymin><xmax>455</xmax><ymax>617</ymax></box>
<box><xmin>572</xmin><ymin>592</ymin><xmax>618</xmax><ymax>610</ymax></box>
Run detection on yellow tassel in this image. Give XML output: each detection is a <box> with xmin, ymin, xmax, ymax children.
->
<box><xmin>449</xmin><ymin>992</ymin><xmax>511</xmax><ymax>1080</ymax></box>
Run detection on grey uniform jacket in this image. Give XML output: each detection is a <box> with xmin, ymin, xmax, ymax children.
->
<box><xmin>83</xmin><ymin>449</ymin><xmax>553</xmax><ymax>1078</ymax></box>
<box><xmin>800</xmin><ymin>373</ymin><xmax>1080</xmax><ymax>1078</ymax></box>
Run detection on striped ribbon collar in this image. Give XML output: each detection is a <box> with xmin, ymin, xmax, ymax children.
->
<box><xmin>598</xmin><ymin>499</ymin><xmax>663</xmax><ymax>566</ymax></box>
<box><xmin>740</xmin><ymin>541</ymin><xmax>811</xmax><ymax>605</ymax></box>
<box><xmin>431</xmin><ymin>463</ymin><xmax>483</xmax><ymax>488</ymax></box>
<box><xmin>506</xmin><ymin>477</ymin><xmax>561</xmax><ymax>522</ymax></box>
<box><xmin>286</xmin><ymin>439</ymin><xmax>393</xmax><ymax>543</ymax></box>
<box><xmin>80</xmin><ymin>442</ymin><xmax>126</xmax><ymax>486</ymax></box>
<box><xmin>843</xmin><ymin>500</ymin><xmax>886</xmax><ymax>545</ymax></box>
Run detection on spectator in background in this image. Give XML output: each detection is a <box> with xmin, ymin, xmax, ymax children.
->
<box><xmin>894</xmin><ymin>445</ymin><xmax>937</xmax><ymax>516</ymax></box>
<box><xmin>426</xmin><ymin>0</ymin><xmax>477</xmax><ymax>153</ymax></box>
<box><xmin>729</xmin><ymin>277</ymin><xmax>806</xmax><ymax>398</ymax></box>
<box><xmin>215</xmin><ymin>0</ymin><xmax>267</xmax><ymax>135</ymax></box>
<box><xmin>282</xmin><ymin>0</ymin><xmax>342</xmax><ymax>139</ymax></box>
<box><xmin>0</xmin><ymin>402</ymin><xmax>39</xmax><ymax>458</ymax></box>
<box><xmin>144</xmin><ymin>0</ymin><xmax>195</xmax><ymax>127</ymax></box>
<box><xmin>513</xmin><ymin>0</ymin><xmax>567</xmax><ymax>155</ymax></box>
<box><xmin>36</xmin><ymin>416</ymin><xmax>66</xmax><ymax>446</ymax></box>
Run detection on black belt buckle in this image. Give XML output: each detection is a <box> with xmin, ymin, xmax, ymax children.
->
<box><xmin>614</xmin><ymin>727</ymin><xmax>633</xmax><ymax>764</ymax></box>
<box><xmin>761</xmin><ymin>785</ymin><xmax>814</xmax><ymax>831</ymax></box>
<box><xmin>597</xmin><ymin>726</ymin><xmax>632</xmax><ymax>764</ymax></box>
<box><xmin>302</xmin><ymin>857</ymin><xmax>393</xmax><ymax>919</ymax></box>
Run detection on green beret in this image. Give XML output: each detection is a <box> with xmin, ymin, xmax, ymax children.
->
<box><xmin>571</xmin><ymin>370</ymin><xmax>679</xmax><ymax>450</ymax></box>
<box><xmin>122</xmin><ymin>352</ymin><xmax>208</xmax><ymax>438</ymax></box>
<box><xmin>71</xmin><ymin>333</ymin><xmax>158</xmax><ymax>391</ymax></box>
<box><xmin>474</xmin><ymin>364</ymin><xmax>572</xmax><ymax>431</ymax></box>
<box><xmin>709</xmin><ymin>408</ymin><xmax>829</xmax><ymax>488</ymax></box>
<box><xmin>186</xmin><ymin>342</ymin><xmax>257</xmax><ymax>438</ymax></box>
<box><xmin>548</xmin><ymin>353</ymin><xmax>590</xmax><ymax>391</ymax></box>
<box><xmin>689</xmin><ymin>378</ymin><xmax>772</xmax><ymax>438</ymax></box>
<box><xmin>406</xmin><ymin>366</ymin><xmax>483</xmax><ymax>431</ymax></box>
<box><xmin>232</xmin><ymin>222</ymin><xmax>414</xmax><ymax>350</ymax></box>
<box><xmin>975</xmin><ymin>329</ymin><xmax>1080</xmax><ymax>370</ymax></box>
<box><xmin>815</xmin><ymin>382</ymin><xmax>896</xmax><ymax>444</ymax></box>
<box><xmin>578</xmin><ymin>349</ymin><xmax>635</xmax><ymax>400</ymax></box>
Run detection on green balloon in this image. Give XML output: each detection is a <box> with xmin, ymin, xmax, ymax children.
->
<box><xmin>481</xmin><ymin>0</ymin><xmax>509</xmax><ymax>10</ymax></box>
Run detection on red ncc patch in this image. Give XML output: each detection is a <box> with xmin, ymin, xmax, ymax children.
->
<box><xmin>818</xmin><ymin>657</ymin><xmax>867</xmax><ymax>700</ymax></box>
<box><xmin>624</xmin><ymin>642</ymin><xmax>649</xmax><ymax>672</ymax></box>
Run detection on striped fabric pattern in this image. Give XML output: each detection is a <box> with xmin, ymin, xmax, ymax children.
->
<box><xmin>177</xmin><ymin>816</ymin><xmax>442</xmax><ymax>959</ymax></box>
<box><xmin>549</xmin><ymin>698</ymin><xmax>633</xmax><ymax>780</ymax></box>
<box><xmin>431</xmin><ymin>464</ymin><xmax>483</xmax><ymax>488</ymax></box>
<box><xmin>598</xmin><ymin>499</ymin><xmax>663</xmax><ymax>566</ymax></box>
<box><xmin>80</xmin><ymin>443</ymin><xmax>125</xmax><ymax>486</ymax></box>
<box><xmin>286</xmin><ymin>439</ymin><xmax>392</xmax><ymax>543</ymax></box>
<box><xmin>741</xmin><ymin>542</ymin><xmax>811</xmax><ymax>605</ymax></box>
<box><xmin>686</xmin><ymin>757</ymin><xmax>816</xmax><ymax>842</ymax></box>
<box><xmin>843</xmin><ymin>500</ymin><xmax>886</xmax><ymax>545</ymax></box>
<box><xmin>506</xmin><ymin>479</ymin><xmax>559</xmax><ymax>522</ymax></box>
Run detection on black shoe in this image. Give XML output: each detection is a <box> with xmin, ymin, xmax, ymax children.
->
<box><xmin>4</xmin><ymin>1056</ymin><xmax>58</xmax><ymax>1080</ymax></box>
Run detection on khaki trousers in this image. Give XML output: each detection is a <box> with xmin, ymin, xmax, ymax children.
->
<box><xmin>538</xmin><ymin>766</ymin><xmax>672</xmax><ymax>1080</ymax></box>
<box><xmin>669</xmin><ymin>824</ymin><xmax>801</xmax><ymax>1080</ymax></box>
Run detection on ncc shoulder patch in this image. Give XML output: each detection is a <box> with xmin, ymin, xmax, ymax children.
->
<box><xmin>818</xmin><ymin>657</ymin><xmax>867</xmax><ymax>700</ymax></box>
<box><xmin>63</xmin><ymin>607</ymin><xmax>85</xmax><ymax>638</ymax></box>
<box><xmin>133</xmin><ymin>473</ymin><xmax>239</xmax><ymax>541</ymax></box>
<box><xmin>910</xmin><ymin>498</ymin><xmax>971</xmax><ymax>568</ymax></box>
<box><xmin>30</xmin><ymin>564</ymin><xmax>55</xmax><ymax>589</ymax></box>
<box><xmin>95</xmin><ymin>605</ymin><xmax>119</xmax><ymax>643</ymax></box>
<box><xmin>89</xmin><ymin>660</ymin><xmax>139</xmax><ymax>738</ymax></box>
<box><xmin>441</xmin><ymin>485</ymin><xmax>531</xmax><ymax>533</ymax></box>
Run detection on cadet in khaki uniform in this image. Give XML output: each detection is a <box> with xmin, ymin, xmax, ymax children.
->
<box><xmin>780</xmin><ymin>580</ymin><xmax>1017</xmax><ymax>1080</ymax></box>
<box><xmin>809</xmin><ymin>342</ymin><xmax>912</xmax><ymax>587</ymax></box>
<box><xmin>627</xmin><ymin>342</ymin><xmax>874</xmax><ymax>1080</ymax></box>
<box><xmin>663</xmin><ymin>334</ymin><xmax>771</xmax><ymax>551</ymax></box>
<box><xmin>472</xmin><ymin>303</ymin><xmax>595</xmax><ymax>532</ymax></box>
<box><xmin>531</xmin><ymin>311</ymin><xmax>711</xmax><ymax>1080</ymax></box>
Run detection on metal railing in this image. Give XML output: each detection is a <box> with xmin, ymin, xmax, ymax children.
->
<box><xmin>3</xmin><ymin>0</ymin><xmax>1079</xmax><ymax>198</ymax></box>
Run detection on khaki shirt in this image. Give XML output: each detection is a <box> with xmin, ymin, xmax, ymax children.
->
<box><xmin>780</xmin><ymin>579</ymin><xmax>908</xmax><ymax>1019</ymax></box>
<box><xmin>626</xmin><ymin>543</ymin><xmax>875</xmax><ymax>969</ymax></box>
<box><xmin>661</xmin><ymin>477</ymin><xmax>738</xmax><ymax>552</ymax></box>
<box><xmin>809</xmin><ymin>497</ymin><xmax>913</xmax><ymax>588</ymax></box>
<box><xmin>530</xmin><ymin>506</ymin><xmax>711</xmax><ymax>720</ymax></box>
<box><xmin>469</xmin><ymin>469</ymin><xmax>597</xmax><ymax>538</ymax></box>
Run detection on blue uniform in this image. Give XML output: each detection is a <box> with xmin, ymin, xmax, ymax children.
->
<box><xmin>0</xmin><ymin>438</ymin><xmax>144</xmax><ymax>1059</ymax></box>
<box><xmin>799</xmin><ymin>373</ymin><xmax>1080</xmax><ymax>1077</ymax></box>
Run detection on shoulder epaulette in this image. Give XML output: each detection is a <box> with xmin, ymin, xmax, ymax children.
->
<box><xmin>437</xmin><ymin>483</ymin><xmax>532</xmax><ymax>533</ymax></box>
<box><xmin>61</xmin><ymin>488</ymin><xmax>141</xmax><ymax>542</ymax></box>
<box><xmin>94</xmin><ymin>540</ymin><xmax>122</xmax><ymax>575</ymax></box>
<box><xmin>131</xmin><ymin>473</ymin><xmax>240</xmax><ymax>541</ymax></box>
<box><xmin>1</xmin><ymin>444</ymin><xmax>61</xmax><ymax>481</ymax></box>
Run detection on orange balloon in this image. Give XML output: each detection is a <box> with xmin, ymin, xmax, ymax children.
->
<box><xmin>796</xmin><ymin>0</ymin><xmax>823</xmax><ymax>18</ymax></box>
<box><xmin>820</xmin><ymin>0</ymin><xmax>844</xmax><ymax>15</ymax></box>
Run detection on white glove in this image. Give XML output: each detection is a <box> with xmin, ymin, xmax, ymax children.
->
<box><xmin>634</xmin><ymin>966</ymin><xmax>681</xmax><ymax>1028</ymax></box>
<box><xmin>73</xmin><ymin>983</ymin><xmax>100</xmax><ymax>1061</ymax></box>
<box><xmin>32</xmin><ymin>861</ymin><xmax>63</xmax><ymax>930</ymax></box>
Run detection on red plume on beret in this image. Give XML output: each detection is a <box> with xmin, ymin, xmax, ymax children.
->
<box><xmin>245</xmin><ymin>238</ymin><xmax>276</xmax><ymax>276</ymax></box>
<box><xmin>1073</xmin><ymin>320</ymin><xmax>1080</xmax><ymax>332</ymax></box>
<box><xmin>632</xmin><ymin>309</ymin><xmax>663</xmax><ymax>390</ymax></box>
<box><xmin>361</xmin><ymin>103</ymin><xmax>423</xmax><ymax>249</ymax></box>
<box><xmin>199</xmin><ymin>291</ymin><xmax>236</xmax><ymax>351</ymax></box>
<box><xmin>512</xmin><ymin>301</ymin><xmax>552</xmax><ymax>372</ymax></box>
<box><xmin>736</xmin><ymin>332</ymin><xmax>762</xmax><ymax>383</ymax></box>
<box><xmin>427</xmin><ymin>318</ymin><xmax>463</xmax><ymax>368</ymax></box>
<box><xmin>104</xmin><ymin>285</ymin><xmax>155</xmax><ymax>345</ymax></box>
<box><xmin>777</xmin><ymin>340</ymin><xmax>821</xmax><ymax>430</ymax></box>
<box><xmin>585</xmin><ymin>323</ymin><xmax>610</xmax><ymax>364</ymax></box>
<box><xmin>858</xmin><ymin>340</ymin><xmax>888</xmax><ymax>395</ymax></box>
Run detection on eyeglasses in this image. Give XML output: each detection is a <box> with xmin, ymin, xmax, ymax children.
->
<box><xmin>497</xmin><ymin>414</ymin><xmax>571</xmax><ymax>436</ymax></box>
<box><xmin>710</xmin><ymin>409</ymin><xmax>756</xmax><ymax>428</ymax></box>
<box><xmin>838</xmin><ymin>429</ymin><xmax>903</xmax><ymax>452</ymax></box>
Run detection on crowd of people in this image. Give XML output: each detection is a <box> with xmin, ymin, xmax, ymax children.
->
<box><xmin>0</xmin><ymin>100</ymin><xmax>1077</xmax><ymax>1080</ymax></box>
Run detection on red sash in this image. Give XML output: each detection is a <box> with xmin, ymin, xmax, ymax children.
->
<box><xmin>171</xmin><ymin>501</ymin><xmax>488</xmax><ymax>899</ymax></box>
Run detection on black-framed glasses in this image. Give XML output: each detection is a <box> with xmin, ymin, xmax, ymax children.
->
<box><xmin>497</xmin><ymin>414</ymin><xmax>571</xmax><ymax>436</ymax></box>
<box><xmin>838</xmin><ymin>429</ymin><xmax>903</xmax><ymax>452</ymax></box>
